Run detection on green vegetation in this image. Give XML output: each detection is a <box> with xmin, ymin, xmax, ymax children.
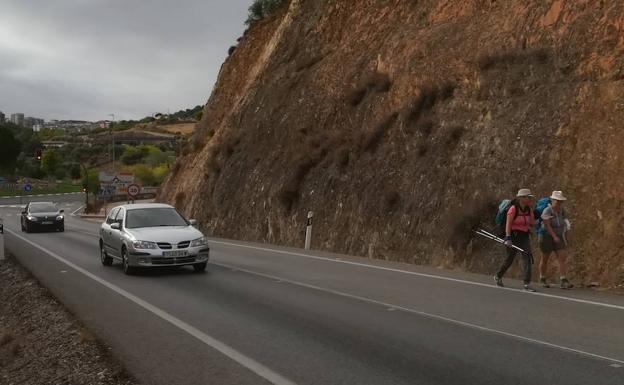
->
<box><xmin>246</xmin><ymin>0</ymin><xmax>284</xmax><ymax>24</ymax></box>
<box><xmin>93</xmin><ymin>106</ymin><xmax>204</xmax><ymax>134</ymax></box>
<box><xmin>39</xmin><ymin>128</ymin><xmax>65</xmax><ymax>140</ymax></box>
<box><xmin>0</xmin><ymin>124</ymin><xmax>21</xmax><ymax>173</ymax></box>
<box><xmin>118</xmin><ymin>144</ymin><xmax>174</xmax><ymax>186</ymax></box>
<box><xmin>81</xmin><ymin>168</ymin><xmax>100</xmax><ymax>198</ymax></box>
<box><xmin>41</xmin><ymin>149</ymin><xmax>63</xmax><ymax>179</ymax></box>
<box><xmin>0</xmin><ymin>183</ymin><xmax>82</xmax><ymax>197</ymax></box>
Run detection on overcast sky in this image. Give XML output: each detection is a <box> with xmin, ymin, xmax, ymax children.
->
<box><xmin>0</xmin><ymin>0</ymin><xmax>252</xmax><ymax>121</ymax></box>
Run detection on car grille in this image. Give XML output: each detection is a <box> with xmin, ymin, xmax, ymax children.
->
<box><xmin>177</xmin><ymin>241</ymin><xmax>190</xmax><ymax>249</ymax></box>
<box><xmin>157</xmin><ymin>242</ymin><xmax>172</xmax><ymax>250</ymax></box>
<box><xmin>151</xmin><ymin>256</ymin><xmax>196</xmax><ymax>265</ymax></box>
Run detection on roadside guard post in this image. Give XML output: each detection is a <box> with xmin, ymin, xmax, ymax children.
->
<box><xmin>0</xmin><ymin>217</ymin><xmax>5</xmax><ymax>261</ymax></box>
<box><xmin>305</xmin><ymin>211</ymin><xmax>313</xmax><ymax>250</ymax></box>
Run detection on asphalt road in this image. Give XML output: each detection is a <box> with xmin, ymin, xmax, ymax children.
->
<box><xmin>1</xmin><ymin>201</ymin><xmax>623</xmax><ymax>385</ymax></box>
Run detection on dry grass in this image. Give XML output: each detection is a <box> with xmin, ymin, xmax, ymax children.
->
<box><xmin>361</xmin><ymin>113</ymin><xmax>398</xmax><ymax>153</ymax></box>
<box><xmin>478</xmin><ymin>48</ymin><xmax>549</xmax><ymax>71</ymax></box>
<box><xmin>446</xmin><ymin>126</ymin><xmax>465</xmax><ymax>147</ymax></box>
<box><xmin>348</xmin><ymin>71</ymin><xmax>392</xmax><ymax>106</ymax></box>
<box><xmin>295</xmin><ymin>54</ymin><xmax>324</xmax><ymax>72</ymax></box>
<box><xmin>384</xmin><ymin>191</ymin><xmax>401</xmax><ymax>212</ymax></box>
<box><xmin>279</xmin><ymin>147</ymin><xmax>328</xmax><ymax>211</ymax></box>
<box><xmin>0</xmin><ymin>331</ymin><xmax>14</xmax><ymax>347</ymax></box>
<box><xmin>174</xmin><ymin>191</ymin><xmax>186</xmax><ymax>209</ymax></box>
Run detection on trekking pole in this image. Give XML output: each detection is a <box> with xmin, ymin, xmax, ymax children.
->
<box><xmin>475</xmin><ymin>229</ymin><xmax>526</xmax><ymax>253</ymax></box>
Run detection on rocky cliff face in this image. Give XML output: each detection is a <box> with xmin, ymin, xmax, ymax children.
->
<box><xmin>160</xmin><ymin>0</ymin><xmax>624</xmax><ymax>287</ymax></box>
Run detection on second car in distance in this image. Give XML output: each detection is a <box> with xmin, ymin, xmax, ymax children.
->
<box><xmin>21</xmin><ymin>202</ymin><xmax>65</xmax><ymax>233</ymax></box>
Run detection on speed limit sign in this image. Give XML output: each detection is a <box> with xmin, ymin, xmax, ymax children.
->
<box><xmin>127</xmin><ymin>184</ymin><xmax>141</xmax><ymax>198</ymax></box>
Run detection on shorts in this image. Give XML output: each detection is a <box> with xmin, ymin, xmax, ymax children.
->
<box><xmin>538</xmin><ymin>233</ymin><xmax>567</xmax><ymax>253</ymax></box>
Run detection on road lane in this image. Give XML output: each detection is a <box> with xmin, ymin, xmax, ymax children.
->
<box><xmin>1</xmin><ymin>206</ymin><xmax>623</xmax><ymax>384</ymax></box>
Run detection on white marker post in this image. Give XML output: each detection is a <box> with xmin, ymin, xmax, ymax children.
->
<box><xmin>0</xmin><ymin>218</ymin><xmax>5</xmax><ymax>261</ymax></box>
<box><xmin>304</xmin><ymin>211</ymin><xmax>313</xmax><ymax>250</ymax></box>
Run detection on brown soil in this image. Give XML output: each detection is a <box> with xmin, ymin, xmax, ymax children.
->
<box><xmin>160</xmin><ymin>0</ymin><xmax>624</xmax><ymax>288</ymax></box>
<box><xmin>0</xmin><ymin>256</ymin><xmax>136</xmax><ymax>385</ymax></box>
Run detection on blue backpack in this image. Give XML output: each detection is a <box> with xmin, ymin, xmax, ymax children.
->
<box><xmin>534</xmin><ymin>197</ymin><xmax>551</xmax><ymax>235</ymax></box>
<box><xmin>495</xmin><ymin>199</ymin><xmax>517</xmax><ymax>235</ymax></box>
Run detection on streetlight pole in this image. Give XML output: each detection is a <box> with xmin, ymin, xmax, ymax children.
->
<box><xmin>109</xmin><ymin>114</ymin><xmax>115</xmax><ymax>172</ymax></box>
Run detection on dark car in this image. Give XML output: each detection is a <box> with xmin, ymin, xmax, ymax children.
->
<box><xmin>21</xmin><ymin>202</ymin><xmax>65</xmax><ymax>233</ymax></box>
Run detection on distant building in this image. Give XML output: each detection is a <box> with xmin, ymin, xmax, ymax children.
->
<box><xmin>0</xmin><ymin>111</ymin><xmax>5</xmax><ymax>123</ymax></box>
<box><xmin>24</xmin><ymin>117</ymin><xmax>35</xmax><ymax>128</ymax></box>
<box><xmin>33</xmin><ymin>124</ymin><xmax>43</xmax><ymax>132</ymax></box>
<box><xmin>11</xmin><ymin>113</ymin><xmax>24</xmax><ymax>126</ymax></box>
<box><xmin>41</xmin><ymin>140</ymin><xmax>69</xmax><ymax>149</ymax></box>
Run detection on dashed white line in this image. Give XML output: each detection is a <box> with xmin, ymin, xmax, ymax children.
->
<box><xmin>213</xmin><ymin>261</ymin><xmax>624</xmax><ymax>366</ymax></box>
<box><xmin>210</xmin><ymin>240</ymin><xmax>624</xmax><ymax>312</ymax></box>
<box><xmin>6</xmin><ymin>229</ymin><xmax>295</xmax><ymax>385</ymax></box>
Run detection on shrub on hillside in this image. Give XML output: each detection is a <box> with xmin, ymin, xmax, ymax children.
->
<box><xmin>246</xmin><ymin>0</ymin><xmax>284</xmax><ymax>24</ymax></box>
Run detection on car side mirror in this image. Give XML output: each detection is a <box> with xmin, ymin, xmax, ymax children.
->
<box><xmin>59</xmin><ymin>209</ymin><xmax>64</xmax><ymax>213</ymax></box>
<box><xmin>110</xmin><ymin>222</ymin><xmax>121</xmax><ymax>230</ymax></box>
<box><xmin>189</xmin><ymin>219</ymin><xmax>197</xmax><ymax>226</ymax></box>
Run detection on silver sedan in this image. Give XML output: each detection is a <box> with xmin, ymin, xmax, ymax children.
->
<box><xmin>99</xmin><ymin>203</ymin><xmax>210</xmax><ymax>275</ymax></box>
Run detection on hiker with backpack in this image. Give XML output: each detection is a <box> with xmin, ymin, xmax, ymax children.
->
<box><xmin>537</xmin><ymin>191</ymin><xmax>573</xmax><ymax>289</ymax></box>
<box><xmin>494</xmin><ymin>189</ymin><xmax>537</xmax><ymax>291</ymax></box>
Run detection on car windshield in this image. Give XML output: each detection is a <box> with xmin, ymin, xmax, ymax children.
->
<box><xmin>29</xmin><ymin>203</ymin><xmax>58</xmax><ymax>213</ymax></box>
<box><xmin>125</xmin><ymin>208</ymin><xmax>188</xmax><ymax>229</ymax></box>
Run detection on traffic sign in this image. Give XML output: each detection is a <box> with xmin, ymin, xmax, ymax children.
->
<box><xmin>127</xmin><ymin>184</ymin><xmax>141</xmax><ymax>198</ymax></box>
<box><xmin>24</xmin><ymin>183</ymin><xmax>33</xmax><ymax>192</ymax></box>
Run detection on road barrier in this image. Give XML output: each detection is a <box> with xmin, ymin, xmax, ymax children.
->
<box><xmin>0</xmin><ymin>217</ymin><xmax>4</xmax><ymax>260</ymax></box>
<box><xmin>305</xmin><ymin>211</ymin><xmax>313</xmax><ymax>250</ymax></box>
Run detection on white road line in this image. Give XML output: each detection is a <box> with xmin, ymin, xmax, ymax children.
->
<box><xmin>6</xmin><ymin>229</ymin><xmax>295</xmax><ymax>385</ymax></box>
<box><xmin>210</xmin><ymin>240</ymin><xmax>624</xmax><ymax>312</ymax></box>
<box><xmin>71</xmin><ymin>204</ymin><xmax>85</xmax><ymax>216</ymax></box>
<box><xmin>213</xmin><ymin>261</ymin><xmax>624</xmax><ymax>366</ymax></box>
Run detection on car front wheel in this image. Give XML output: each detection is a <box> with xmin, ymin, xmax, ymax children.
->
<box><xmin>121</xmin><ymin>248</ymin><xmax>135</xmax><ymax>275</ymax></box>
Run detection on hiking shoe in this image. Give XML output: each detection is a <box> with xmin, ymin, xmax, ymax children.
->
<box><xmin>540</xmin><ymin>278</ymin><xmax>550</xmax><ymax>288</ymax></box>
<box><xmin>494</xmin><ymin>276</ymin><xmax>504</xmax><ymax>287</ymax></box>
<box><xmin>560</xmin><ymin>278</ymin><xmax>574</xmax><ymax>290</ymax></box>
<box><xmin>524</xmin><ymin>284</ymin><xmax>537</xmax><ymax>292</ymax></box>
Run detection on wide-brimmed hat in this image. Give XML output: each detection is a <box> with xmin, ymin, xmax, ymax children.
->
<box><xmin>550</xmin><ymin>191</ymin><xmax>567</xmax><ymax>201</ymax></box>
<box><xmin>516</xmin><ymin>188</ymin><xmax>534</xmax><ymax>198</ymax></box>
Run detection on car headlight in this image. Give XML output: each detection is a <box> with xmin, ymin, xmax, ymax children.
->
<box><xmin>190</xmin><ymin>236</ymin><xmax>207</xmax><ymax>247</ymax></box>
<box><xmin>27</xmin><ymin>215</ymin><xmax>38</xmax><ymax>221</ymax></box>
<box><xmin>132</xmin><ymin>240</ymin><xmax>158</xmax><ymax>249</ymax></box>
<box><xmin>56</xmin><ymin>215</ymin><xmax>64</xmax><ymax>220</ymax></box>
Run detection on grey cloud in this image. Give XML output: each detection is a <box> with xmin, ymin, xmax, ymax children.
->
<box><xmin>0</xmin><ymin>0</ymin><xmax>252</xmax><ymax>120</ymax></box>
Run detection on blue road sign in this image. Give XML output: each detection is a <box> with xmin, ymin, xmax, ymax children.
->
<box><xmin>24</xmin><ymin>183</ymin><xmax>33</xmax><ymax>192</ymax></box>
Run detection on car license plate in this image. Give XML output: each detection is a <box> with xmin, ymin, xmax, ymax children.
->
<box><xmin>41</xmin><ymin>221</ymin><xmax>53</xmax><ymax>225</ymax></box>
<box><xmin>163</xmin><ymin>250</ymin><xmax>188</xmax><ymax>257</ymax></box>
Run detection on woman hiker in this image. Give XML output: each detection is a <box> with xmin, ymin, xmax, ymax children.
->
<box><xmin>538</xmin><ymin>191</ymin><xmax>573</xmax><ymax>289</ymax></box>
<box><xmin>494</xmin><ymin>189</ymin><xmax>537</xmax><ymax>292</ymax></box>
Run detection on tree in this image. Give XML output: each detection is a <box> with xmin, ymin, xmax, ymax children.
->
<box><xmin>67</xmin><ymin>163</ymin><xmax>81</xmax><ymax>180</ymax></box>
<box><xmin>246</xmin><ymin>0</ymin><xmax>283</xmax><ymax>24</ymax></box>
<box><xmin>41</xmin><ymin>149</ymin><xmax>63</xmax><ymax>178</ymax></box>
<box><xmin>81</xmin><ymin>168</ymin><xmax>100</xmax><ymax>198</ymax></box>
<box><xmin>134</xmin><ymin>164</ymin><xmax>156</xmax><ymax>186</ymax></box>
<box><xmin>0</xmin><ymin>125</ymin><xmax>21</xmax><ymax>173</ymax></box>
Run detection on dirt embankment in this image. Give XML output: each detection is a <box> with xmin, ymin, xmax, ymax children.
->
<box><xmin>161</xmin><ymin>0</ymin><xmax>624</xmax><ymax>288</ymax></box>
<box><xmin>0</xmin><ymin>256</ymin><xmax>136</xmax><ymax>385</ymax></box>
